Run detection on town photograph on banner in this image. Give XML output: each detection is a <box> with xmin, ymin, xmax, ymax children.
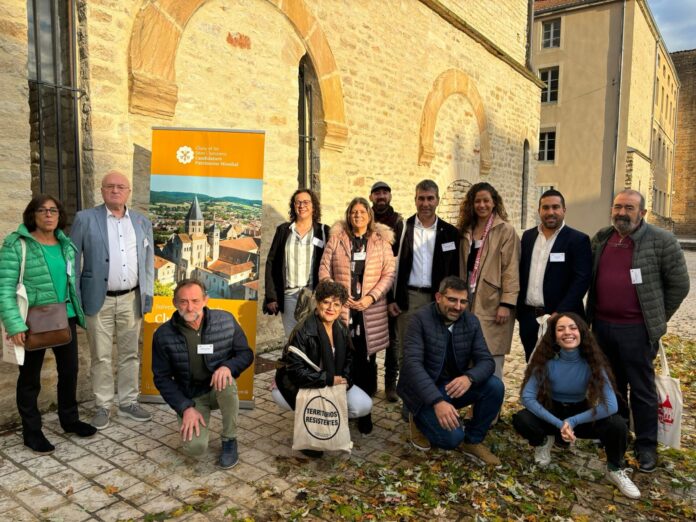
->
<box><xmin>141</xmin><ymin>128</ymin><xmax>265</xmax><ymax>406</ymax></box>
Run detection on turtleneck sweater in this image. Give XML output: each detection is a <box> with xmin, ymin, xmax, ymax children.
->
<box><xmin>521</xmin><ymin>348</ymin><xmax>617</xmax><ymax>429</ymax></box>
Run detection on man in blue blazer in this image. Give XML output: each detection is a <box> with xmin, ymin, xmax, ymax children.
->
<box><xmin>71</xmin><ymin>170</ymin><xmax>154</xmax><ymax>429</ymax></box>
<box><xmin>517</xmin><ymin>190</ymin><xmax>592</xmax><ymax>361</ymax></box>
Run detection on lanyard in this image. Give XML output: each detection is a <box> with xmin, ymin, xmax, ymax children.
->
<box><xmin>468</xmin><ymin>212</ymin><xmax>495</xmax><ymax>294</ymax></box>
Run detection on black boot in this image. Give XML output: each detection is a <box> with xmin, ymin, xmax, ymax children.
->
<box><xmin>63</xmin><ymin>420</ymin><xmax>97</xmax><ymax>438</ymax></box>
<box><xmin>357</xmin><ymin>414</ymin><xmax>373</xmax><ymax>434</ymax></box>
<box><xmin>23</xmin><ymin>431</ymin><xmax>55</xmax><ymax>455</ymax></box>
<box><xmin>384</xmin><ymin>383</ymin><xmax>399</xmax><ymax>403</ymax></box>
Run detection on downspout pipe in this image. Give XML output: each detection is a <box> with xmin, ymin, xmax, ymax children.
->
<box><xmin>611</xmin><ymin>0</ymin><xmax>626</xmax><ymax>200</ymax></box>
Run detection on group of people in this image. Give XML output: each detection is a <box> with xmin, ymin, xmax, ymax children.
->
<box><xmin>264</xmin><ymin>180</ymin><xmax>689</xmax><ymax>500</ymax></box>
<box><xmin>0</xmin><ymin>171</ymin><xmax>689</xmax><ymax>499</ymax></box>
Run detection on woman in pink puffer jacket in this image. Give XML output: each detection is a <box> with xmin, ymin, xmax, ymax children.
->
<box><xmin>319</xmin><ymin>197</ymin><xmax>395</xmax><ymax>434</ymax></box>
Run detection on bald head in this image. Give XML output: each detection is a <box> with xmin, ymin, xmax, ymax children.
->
<box><xmin>101</xmin><ymin>170</ymin><xmax>131</xmax><ymax>213</ymax></box>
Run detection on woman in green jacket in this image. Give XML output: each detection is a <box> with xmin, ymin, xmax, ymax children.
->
<box><xmin>0</xmin><ymin>195</ymin><xmax>96</xmax><ymax>454</ymax></box>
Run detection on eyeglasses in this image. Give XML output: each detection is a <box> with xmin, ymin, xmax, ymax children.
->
<box><xmin>294</xmin><ymin>200</ymin><xmax>312</xmax><ymax>207</ymax></box>
<box><xmin>102</xmin><ymin>184</ymin><xmax>130</xmax><ymax>192</ymax></box>
<box><xmin>35</xmin><ymin>208</ymin><xmax>59</xmax><ymax>216</ymax></box>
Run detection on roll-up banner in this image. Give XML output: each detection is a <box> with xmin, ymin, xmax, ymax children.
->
<box><xmin>141</xmin><ymin>127</ymin><xmax>265</xmax><ymax>409</ymax></box>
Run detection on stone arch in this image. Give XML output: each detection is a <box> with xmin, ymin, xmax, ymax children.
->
<box><xmin>418</xmin><ymin>69</ymin><xmax>491</xmax><ymax>174</ymax></box>
<box><xmin>128</xmin><ymin>0</ymin><xmax>347</xmax><ymax>151</ymax></box>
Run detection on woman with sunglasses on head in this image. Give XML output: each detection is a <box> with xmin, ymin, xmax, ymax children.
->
<box><xmin>263</xmin><ymin>189</ymin><xmax>330</xmax><ymax>336</ymax></box>
<box><xmin>0</xmin><ymin>195</ymin><xmax>96</xmax><ymax>454</ymax></box>
<box><xmin>512</xmin><ymin>313</ymin><xmax>640</xmax><ymax>499</ymax></box>
<box><xmin>318</xmin><ymin>197</ymin><xmax>395</xmax><ymax>434</ymax></box>
<box><xmin>272</xmin><ymin>280</ymin><xmax>372</xmax><ymax>457</ymax></box>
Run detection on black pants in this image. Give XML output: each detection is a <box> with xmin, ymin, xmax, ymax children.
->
<box><xmin>517</xmin><ymin>305</ymin><xmax>544</xmax><ymax>361</ymax></box>
<box><xmin>350</xmin><ymin>314</ymin><xmax>377</xmax><ymax>398</ymax></box>
<box><xmin>17</xmin><ymin>318</ymin><xmax>80</xmax><ymax>435</ymax></box>
<box><xmin>512</xmin><ymin>401</ymin><xmax>628</xmax><ymax>468</ymax></box>
<box><xmin>383</xmin><ymin>315</ymin><xmax>398</xmax><ymax>385</ymax></box>
<box><xmin>592</xmin><ymin>320</ymin><xmax>658</xmax><ymax>453</ymax></box>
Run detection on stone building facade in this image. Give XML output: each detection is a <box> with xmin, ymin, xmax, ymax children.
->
<box><xmin>0</xmin><ymin>0</ymin><xmax>541</xmax><ymax>426</ymax></box>
<box><xmin>532</xmin><ymin>0</ymin><xmax>678</xmax><ymax>234</ymax></box>
<box><xmin>672</xmin><ymin>49</ymin><xmax>696</xmax><ymax>236</ymax></box>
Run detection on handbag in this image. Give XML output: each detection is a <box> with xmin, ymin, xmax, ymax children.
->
<box><xmin>288</xmin><ymin>346</ymin><xmax>352</xmax><ymax>453</ymax></box>
<box><xmin>655</xmin><ymin>339</ymin><xmax>682</xmax><ymax>449</ymax></box>
<box><xmin>2</xmin><ymin>239</ymin><xmax>29</xmax><ymax>365</ymax></box>
<box><xmin>21</xmin><ymin>239</ymin><xmax>72</xmax><ymax>351</ymax></box>
<box><xmin>293</xmin><ymin>226</ymin><xmax>326</xmax><ymax>322</ymax></box>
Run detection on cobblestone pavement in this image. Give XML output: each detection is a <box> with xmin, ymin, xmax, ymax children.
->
<box><xmin>0</xmin><ymin>252</ymin><xmax>693</xmax><ymax>521</ymax></box>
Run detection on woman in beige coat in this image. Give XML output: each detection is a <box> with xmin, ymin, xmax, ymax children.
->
<box><xmin>458</xmin><ymin>182</ymin><xmax>520</xmax><ymax>381</ymax></box>
<box><xmin>319</xmin><ymin>197</ymin><xmax>395</xmax><ymax>433</ymax></box>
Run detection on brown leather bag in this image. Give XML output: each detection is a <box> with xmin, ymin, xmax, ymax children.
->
<box><xmin>24</xmin><ymin>302</ymin><xmax>72</xmax><ymax>351</ymax></box>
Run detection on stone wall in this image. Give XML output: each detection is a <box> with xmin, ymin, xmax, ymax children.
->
<box><xmin>672</xmin><ymin>49</ymin><xmax>696</xmax><ymax>236</ymax></box>
<box><xmin>0</xmin><ymin>0</ymin><xmax>540</xmax><ymax>425</ymax></box>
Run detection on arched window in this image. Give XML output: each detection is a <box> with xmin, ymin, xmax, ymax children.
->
<box><xmin>297</xmin><ymin>55</ymin><xmax>323</xmax><ymax>190</ymax></box>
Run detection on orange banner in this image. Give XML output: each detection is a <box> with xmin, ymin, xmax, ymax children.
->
<box><xmin>142</xmin><ymin>127</ymin><xmax>265</xmax><ymax>407</ymax></box>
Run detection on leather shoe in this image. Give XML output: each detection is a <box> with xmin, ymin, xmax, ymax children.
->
<box><xmin>357</xmin><ymin>414</ymin><xmax>373</xmax><ymax>434</ymax></box>
<box><xmin>63</xmin><ymin>421</ymin><xmax>97</xmax><ymax>438</ymax></box>
<box><xmin>300</xmin><ymin>449</ymin><xmax>324</xmax><ymax>458</ymax></box>
<box><xmin>385</xmin><ymin>384</ymin><xmax>399</xmax><ymax>403</ymax></box>
<box><xmin>23</xmin><ymin>431</ymin><xmax>55</xmax><ymax>455</ymax></box>
<box><xmin>637</xmin><ymin>449</ymin><xmax>657</xmax><ymax>473</ymax></box>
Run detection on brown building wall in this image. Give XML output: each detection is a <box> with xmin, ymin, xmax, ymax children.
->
<box><xmin>672</xmin><ymin>49</ymin><xmax>696</xmax><ymax>236</ymax></box>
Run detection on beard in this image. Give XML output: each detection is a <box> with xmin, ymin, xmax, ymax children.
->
<box><xmin>612</xmin><ymin>215</ymin><xmax>637</xmax><ymax>235</ymax></box>
<box><xmin>179</xmin><ymin>310</ymin><xmax>201</xmax><ymax>323</ymax></box>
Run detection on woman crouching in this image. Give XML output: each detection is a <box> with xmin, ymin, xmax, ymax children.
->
<box><xmin>272</xmin><ymin>280</ymin><xmax>372</xmax><ymax>457</ymax></box>
<box><xmin>512</xmin><ymin>313</ymin><xmax>640</xmax><ymax>499</ymax></box>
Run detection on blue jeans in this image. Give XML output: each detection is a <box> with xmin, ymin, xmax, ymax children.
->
<box><xmin>414</xmin><ymin>376</ymin><xmax>504</xmax><ymax>449</ymax></box>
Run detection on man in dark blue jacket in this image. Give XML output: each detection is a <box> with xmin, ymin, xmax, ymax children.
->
<box><xmin>152</xmin><ymin>279</ymin><xmax>253</xmax><ymax>468</ymax></box>
<box><xmin>397</xmin><ymin>276</ymin><xmax>503</xmax><ymax>465</ymax></box>
<box><xmin>517</xmin><ymin>190</ymin><xmax>592</xmax><ymax>360</ymax></box>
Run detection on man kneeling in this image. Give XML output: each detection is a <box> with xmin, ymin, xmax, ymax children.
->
<box><xmin>397</xmin><ymin>276</ymin><xmax>504</xmax><ymax>465</ymax></box>
<box><xmin>153</xmin><ymin>279</ymin><xmax>253</xmax><ymax>468</ymax></box>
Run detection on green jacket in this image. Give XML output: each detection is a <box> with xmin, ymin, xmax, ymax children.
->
<box><xmin>0</xmin><ymin>224</ymin><xmax>85</xmax><ymax>336</ymax></box>
<box><xmin>587</xmin><ymin>221</ymin><xmax>689</xmax><ymax>343</ymax></box>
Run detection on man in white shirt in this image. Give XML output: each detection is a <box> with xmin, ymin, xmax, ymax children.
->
<box><xmin>72</xmin><ymin>171</ymin><xmax>155</xmax><ymax>429</ymax></box>
<box><xmin>517</xmin><ymin>189</ymin><xmax>592</xmax><ymax>360</ymax></box>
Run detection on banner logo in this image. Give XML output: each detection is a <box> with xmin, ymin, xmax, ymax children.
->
<box><xmin>176</xmin><ymin>145</ymin><xmax>194</xmax><ymax>164</ymax></box>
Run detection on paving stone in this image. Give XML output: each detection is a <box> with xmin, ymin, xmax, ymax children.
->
<box><xmin>118</xmin><ymin>481</ymin><xmax>163</xmax><ymax>505</ymax></box>
<box><xmin>52</xmin><ymin>441</ymin><xmax>90</xmax><ymax>462</ymax></box>
<box><xmin>106</xmin><ymin>448</ymin><xmax>142</xmax><ymax>468</ymax></box>
<box><xmin>69</xmin><ymin>485</ymin><xmax>118</xmax><ymax>513</ymax></box>
<box><xmin>1</xmin><ymin>442</ymin><xmax>41</xmax><ymax>464</ymax></box>
<box><xmin>0</xmin><ymin>432</ymin><xmax>23</xmax><ymax>449</ymax></box>
<box><xmin>16</xmin><ymin>484</ymin><xmax>68</xmax><ymax>515</ymax></box>
<box><xmin>0</xmin><ymin>469</ymin><xmax>41</xmax><ymax>493</ymax></box>
<box><xmin>22</xmin><ymin>455</ymin><xmax>66</xmax><ymax>478</ymax></box>
<box><xmin>1</xmin><ymin>505</ymin><xmax>39</xmax><ymax>521</ymax></box>
<box><xmin>122</xmin><ymin>434</ymin><xmax>162</xmax><ymax>453</ymax></box>
<box><xmin>91</xmin><ymin>468</ymin><xmax>140</xmax><ymax>491</ymax></box>
<box><xmin>0</xmin><ymin>496</ymin><xmax>20</xmax><ymax>513</ymax></box>
<box><xmin>42</xmin><ymin>502</ymin><xmax>92</xmax><ymax>522</ymax></box>
<box><xmin>68</xmin><ymin>454</ymin><xmax>114</xmax><ymax>477</ymax></box>
<box><xmin>94</xmin><ymin>501</ymin><xmax>143</xmax><ymax>522</ymax></box>
<box><xmin>79</xmin><ymin>435</ymin><xmax>129</xmax><ymax>460</ymax></box>
<box><xmin>100</xmin><ymin>425</ymin><xmax>140</xmax><ymax>443</ymax></box>
<box><xmin>138</xmin><ymin>494</ymin><xmax>185</xmax><ymax>516</ymax></box>
<box><xmin>0</xmin><ymin>457</ymin><xmax>20</xmax><ymax>477</ymax></box>
<box><xmin>46</xmin><ymin>468</ymin><xmax>94</xmax><ymax>495</ymax></box>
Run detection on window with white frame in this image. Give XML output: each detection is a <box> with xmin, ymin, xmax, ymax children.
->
<box><xmin>542</xmin><ymin>19</ymin><xmax>561</xmax><ymax>48</ymax></box>
<box><xmin>540</xmin><ymin>67</ymin><xmax>559</xmax><ymax>103</ymax></box>
<box><xmin>538</xmin><ymin>131</ymin><xmax>556</xmax><ymax>162</ymax></box>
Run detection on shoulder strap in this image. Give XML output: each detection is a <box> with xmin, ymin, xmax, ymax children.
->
<box><xmin>18</xmin><ymin>239</ymin><xmax>26</xmax><ymax>284</ymax></box>
<box><xmin>287</xmin><ymin>345</ymin><xmax>322</xmax><ymax>372</ymax></box>
<box><xmin>658</xmin><ymin>339</ymin><xmax>671</xmax><ymax>377</ymax></box>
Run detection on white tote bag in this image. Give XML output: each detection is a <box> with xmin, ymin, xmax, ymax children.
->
<box><xmin>2</xmin><ymin>239</ymin><xmax>28</xmax><ymax>366</ymax></box>
<box><xmin>655</xmin><ymin>340</ymin><xmax>682</xmax><ymax>449</ymax></box>
<box><xmin>288</xmin><ymin>346</ymin><xmax>352</xmax><ymax>454</ymax></box>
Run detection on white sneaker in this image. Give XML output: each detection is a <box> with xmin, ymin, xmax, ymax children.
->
<box><xmin>606</xmin><ymin>468</ymin><xmax>641</xmax><ymax>499</ymax></box>
<box><xmin>534</xmin><ymin>435</ymin><xmax>554</xmax><ymax>467</ymax></box>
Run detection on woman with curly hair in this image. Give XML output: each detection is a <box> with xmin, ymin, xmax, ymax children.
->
<box><xmin>263</xmin><ymin>189</ymin><xmax>330</xmax><ymax>336</ymax></box>
<box><xmin>512</xmin><ymin>313</ymin><xmax>640</xmax><ymax>499</ymax></box>
<box><xmin>458</xmin><ymin>182</ymin><xmax>519</xmax><ymax>380</ymax></box>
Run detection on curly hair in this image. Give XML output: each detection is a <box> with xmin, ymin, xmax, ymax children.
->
<box><xmin>314</xmin><ymin>279</ymin><xmax>349</xmax><ymax>305</ymax></box>
<box><xmin>344</xmin><ymin>197</ymin><xmax>375</xmax><ymax>236</ymax></box>
<box><xmin>288</xmin><ymin>189</ymin><xmax>321</xmax><ymax>223</ymax></box>
<box><xmin>457</xmin><ymin>182</ymin><xmax>508</xmax><ymax>233</ymax></box>
<box><xmin>520</xmin><ymin>313</ymin><xmax>618</xmax><ymax>414</ymax></box>
<box><xmin>23</xmin><ymin>194</ymin><xmax>67</xmax><ymax>232</ymax></box>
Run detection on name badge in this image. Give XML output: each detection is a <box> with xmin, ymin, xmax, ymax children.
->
<box><xmin>312</xmin><ymin>237</ymin><xmax>324</xmax><ymax>248</ymax></box>
<box><xmin>550</xmin><ymin>252</ymin><xmax>565</xmax><ymax>262</ymax></box>
<box><xmin>442</xmin><ymin>241</ymin><xmax>456</xmax><ymax>252</ymax></box>
<box><xmin>353</xmin><ymin>251</ymin><xmax>367</xmax><ymax>261</ymax></box>
<box><xmin>474</xmin><ymin>240</ymin><xmax>483</xmax><ymax>249</ymax></box>
<box><xmin>630</xmin><ymin>268</ymin><xmax>643</xmax><ymax>284</ymax></box>
<box><xmin>66</xmin><ymin>261</ymin><xmax>72</xmax><ymax>276</ymax></box>
<box><xmin>144</xmin><ymin>238</ymin><xmax>150</xmax><ymax>248</ymax></box>
<box><xmin>197</xmin><ymin>344</ymin><xmax>214</xmax><ymax>355</ymax></box>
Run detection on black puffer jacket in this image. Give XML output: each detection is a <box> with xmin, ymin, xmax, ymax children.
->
<box><xmin>275</xmin><ymin>313</ymin><xmax>353</xmax><ymax>409</ymax></box>
<box><xmin>397</xmin><ymin>303</ymin><xmax>495</xmax><ymax>417</ymax></box>
<box><xmin>152</xmin><ymin>308</ymin><xmax>254</xmax><ymax>415</ymax></box>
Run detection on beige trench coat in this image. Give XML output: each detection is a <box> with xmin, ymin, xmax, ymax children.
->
<box><xmin>459</xmin><ymin>215</ymin><xmax>520</xmax><ymax>355</ymax></box>
<box><xmin>319</xmin><ymin>222</ymin><xmax>395</xmax><ymax>355</ymax></box>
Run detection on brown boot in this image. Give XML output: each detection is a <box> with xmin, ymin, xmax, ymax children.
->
<box><xmin>409</xmin><ymin>414</ymin><xmax>431</xmax><ymax>451</ymax></box>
